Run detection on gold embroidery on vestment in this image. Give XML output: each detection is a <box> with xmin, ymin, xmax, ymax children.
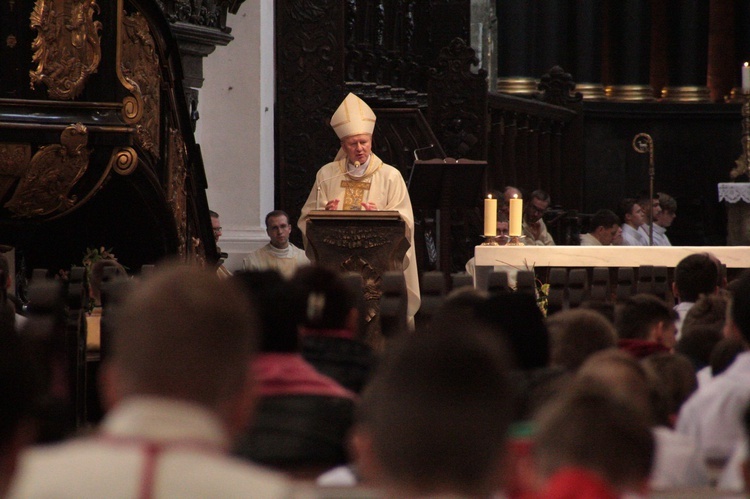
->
<box><xmin>341</xmin><ymin>179</ymin><xmax>371</xmax><ymax>210</ymax></box>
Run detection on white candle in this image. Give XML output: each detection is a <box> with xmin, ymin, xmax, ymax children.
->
<box><xmin>743</xmin><ymin>62</ymin><xmax>750</xmax><ymax>92</ymax></box>
<box><xmin>484</xmin><ymin>195</ymin><xmax>497</xmax><ymax>236</ymax></box>
<box><xmin>509</xmin><ymin>195</ymin><xmax>522</xmax><ymax>236</ymax></box>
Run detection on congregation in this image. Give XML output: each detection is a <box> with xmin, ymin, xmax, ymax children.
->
<box><xmin>0</xmin><ymin>246</ymin><xmax>748</xmax><ymax>497</ymax></box>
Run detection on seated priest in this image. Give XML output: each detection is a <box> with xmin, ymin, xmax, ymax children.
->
<box><xmin>243</xmin><ymin>210</ymin><xmax>309</xmax><ymax>279</ymax></box>
<box><xmin>580</xmin><ymin>209</ymin><xmax>621</xmax><ymax>246</ymax></box>
<box><xmin>522</xmin><ymin>189</ymin><xmax>555</xmax><ymax>246</ymax></box>
<box><xmin>297</xmin><ymin>92</ymin><xmax>420</xmax><ymax>323</ymax></box>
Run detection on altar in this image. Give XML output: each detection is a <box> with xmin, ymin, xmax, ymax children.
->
<box><xmin>473</xmin><ymin>245</ymin><xmax>750</xmax><ymax>290</ymax></box>
<box><xmin>718</xmin><ymin>183</ymin><xmax>750</xmax><ymax>245</ymax></box>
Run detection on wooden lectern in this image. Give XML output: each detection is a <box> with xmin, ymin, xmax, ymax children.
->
<box><xmin>305</xmin><ymin>210</ymin><xmax>410</xmax><ymax>348</ymax></box>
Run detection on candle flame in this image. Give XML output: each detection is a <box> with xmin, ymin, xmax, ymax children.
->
<box><xmin>488</xmin><ymin>194</ymin><xmax>493</xmax><ymax>199</ymax></box>
<box><xmin>513</xmin><ymin>194</ymin><xmax>518</xmax><ymax>199</ymax></box>
<box><xmin>745</xmin><ymin>62</ymin><xmax>749</xmax><ymax>68</ymax></box>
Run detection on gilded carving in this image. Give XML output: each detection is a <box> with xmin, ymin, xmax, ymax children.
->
<box><xmin>5</xmin><ymin>124</ymin><xmax>90</xmax><ymax>217</ymax></box>
<box><xmin>120</xmin><ymin>12</ymin><xmax>161</xmax><ymax>157</ymax></box>
<box><xmin>111</xmin><ymin>147</ymin><xmax>138</xmax><ymax>176</ymax></box>
<box><xmin>0</xmin><ymin>144</ymin><xmax>32</xmax><ymax>199</ymax></box>
<box><xmin>29</xmin><ymin>0</ymin><xmax>103</xmax><ymax>100</ymax></box>
<box><xmin>167</xmin><ymin>128</ymin><xmax>188</xmax><ymax>257</ymax></box>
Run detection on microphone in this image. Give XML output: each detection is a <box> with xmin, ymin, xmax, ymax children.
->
<box><xmin>316</xmin><ymin>162</ymin><xmax>358</xmax><ymax>209</ymax></box>
<box><xmin>413</xmin><ymin>144</ymin><xmax>435</xmax><ymax>162</ymax></box>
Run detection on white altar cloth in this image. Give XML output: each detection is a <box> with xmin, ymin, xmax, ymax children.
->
<box><xmin>473</xmin><ymin>245</ymin><xmax>750</xmax><ymax>290</ymax></box>
<box><xmin>718</xmin><ymin>183</ymin><xmax>750</xmax><ymax>203</ymax></box>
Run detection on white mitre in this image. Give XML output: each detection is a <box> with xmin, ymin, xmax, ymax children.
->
<box><xmin>330</xmin><ymin>93</ymin><xmax>376</xmax><ymax>140</ymax></box>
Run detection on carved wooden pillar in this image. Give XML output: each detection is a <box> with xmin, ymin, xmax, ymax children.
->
<box><xmin>707</xmin><ymin>0</ymin><xmax>736</xmax><ymax>102</ymax></box>
<box><xmin>573</xmin><ymin>0</ymin><xmax>605</xmax><ymax>99</ymax></box>
<box><xmin>604</xmin><ymin>0</ymin><xmax>654</xmax><ymax>101</ymax></box>
<box><xmin>660</xmin><ymin>0</ymin><xmax>710</xmax><ymax>102</ymax></box>
<box><xmin>496</xmin><ymin>0</ymin><xmax>536</xmax><ymax>93</ymax></box>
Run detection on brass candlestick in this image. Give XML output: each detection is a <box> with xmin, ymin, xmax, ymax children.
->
<box><xmin>730</xmin><ymin>91</ymin><xmax>750</xmax><ymax>180</ymax></box>
<box><xmin>481</xmin><ymin>235</ymin><xmax>500</xmax><ymax>246</ymax></box>
<box><xmin>506</xmin><ymin>235</ymin><xmax>525</xmax><ymax>246</ymax></box>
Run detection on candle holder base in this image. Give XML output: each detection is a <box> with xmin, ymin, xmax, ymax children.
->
<box><xmin>481</xmin><ymin>235</ymin><xmax>500</xmax><ymax>246</ymax></box>
<box><xmin>506</xmin><ymin>235</ymin><xmax>526</xmax><ymax>246</ymax></box>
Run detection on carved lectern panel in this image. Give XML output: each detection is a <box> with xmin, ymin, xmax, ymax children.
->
<box><xmin>305</xmin><ymin>210</ymin><xmax>409</xmax><ymax>348</ymax></box>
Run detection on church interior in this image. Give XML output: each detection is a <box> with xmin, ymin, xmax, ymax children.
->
<box><xmin>2</xmin><ymin>0</ymin><xmax>750</xmax><ymax>497</ymax></box>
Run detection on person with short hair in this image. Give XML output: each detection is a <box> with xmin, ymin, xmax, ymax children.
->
<box><xmin>652</xmin><ymin>192</ymin><xmax>677</xmax><ymax>246</ymax></box>
<box><xmin>351</xmin><ymin>327</ymin><xmax>513</xmax><ymax>497</ymax></box>
<box><xmin>618</xmin><ymin>198</ymin><xmax>648</xmax><ymax>246</ymax></box>
<box><xmin>546</xmin><ymin>308</ymin><xmax>617</xmax><ymax>372</ymax></box>
<box><xmin>672</xmin><ymin>252</ymin><xmax>721</xmax><ymax>339</ymax></box>
<box><xmin>637</xmin><ymin>194</ymin><xmax>661</xmax><ymax>245</ymax></box>
<box><xmin>615</xmin><ymin>294</ymin><xmax>678</xmax><ymax>358</ymax></box>
<box><xmin>232</xmin><ymin>270</ymin><xmax>356</xmax><ymax>476</ymax></box>
<box><xmin>571</xmin><ymin>350</ymin><xmax>710</xmax><ymax>491</ymax></box>
<box><xmin>677</xmin><ymin>272</ymin><xmax>750</xmax><ymax>467</ymax></box>
<box><xmin>9</xmin><ymin>264</ymin><xmax>293</xmax><ymax>498</ymax></box>
<box><xmin>522</xmin><ymin>189</ymin><xmax>555</xmax><ymax>245</ymax></box>
<box><xmin>532</xmin><ymin>382</ymin><xmax>654</xmax><ymax>497</ymax></box>
<box><xmin>243</xmin><ymin>210</ymin><xmax>309</xmax><ymax>278</ymax></box>
<box><xmin>580</xmin><ymin>209</ymin><xmax>621</xmax><ymax>246</ymax></box>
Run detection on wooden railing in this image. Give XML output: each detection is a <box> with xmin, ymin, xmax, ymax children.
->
<box><xmin>486</xmin><ymin>67</ymin><xmax>584</xmax><ymax>211</ymax></box>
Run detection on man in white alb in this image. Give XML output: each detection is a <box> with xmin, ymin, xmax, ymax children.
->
<box><xmin>298</xmin><ymin>92</ymin><xmax>420</xmax><ymax>323</ymax></box>
<box><xmin>243</xmin><ymin>210</ymin><xmax>309</xmax><ymax>279</ymax></box>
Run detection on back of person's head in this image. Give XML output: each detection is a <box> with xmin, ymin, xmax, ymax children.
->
<box><xmin>641</xmin><ymin>352</ymin><xmax>697</xmax><ymax>427</ymax></box>
<box><xmin>0</xmin><ymin>324</ymin><xmax>39</xmax><ymax>495</ymax></box>
<box><xmin>615</xmin><ymin>294</ymin><xmax>676</xmax><ymax>341</ymax></box>
<box><xmin>673</xmin><ymin>253</ymin><xmax>719</xmax><ymax>303</ymax></box>
<box><xmin>709</xmin><ymin>337</ymin><xmax>747</xmax><ymax>376</ymax></box>
<box><xmin>579</xmin><ymin>300</ymin><xmax>616</xmax><ymax>324</ymax></box>
<box><xmin>576</xmin><ymin>349</ymin><xmax>654</xmax><ymax>423</ymax></box>
<box><xmin>546</xmin><ymin>309</ymin><xmax>617</xmax><ymax>372</ymax></box>
<box><xmin>727</xmin><ymin>273</ymin><xmax>750</xmax><ymax>344</ymax></box>
<box><xmin>533</xmin><ymin>384</ymin><xmax>654</xmax><ymax>494</ymax></box>
<box><xmin>289</xmin><ymin>266</ymin><xmax>358</xmax><ymax>333</ymax></box>
<box><xmin>477</xmin><ymin>293</ymin><xmax>550</xmax><ymax>370</ymax></box>
<box><xmin>109</xmin><ymin>263</ymin><xmax>258</xmax><ymax>409</ymax></box>
<box><xmin>233</xmin><ymin>270</ymin><xmax>300</xmax><ymax>353</ymax></box>
<box><xmin>675</xmin><ymin>324</ymin><xmax>723</xmax><ymax>371</ymax></box>
<box><xmin>680</xmin><ymin>292</ymin><xmax>729</xmax><ymax>337</ymax></box>
<box><xmin>429</xmin><ymin>286</ymin><xmax>487</xmax><ymax>332</ymax></box>
<box><xmin>589</xmin><ymin>209</ymin><xmax>619</xmax><ymax>232</ymax></box>
<box><xmin>354</xmin><ymin>326</ymin><xmax>512</xmax><ymax>497</ymax></box>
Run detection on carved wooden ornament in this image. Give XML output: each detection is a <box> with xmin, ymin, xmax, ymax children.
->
<box><xmin>5</xmin><ymin>124</ymin><xmax>90</xmax><ymax>217</ymax></box>
<box><xmin>29</xmin><ymin>0</ymin><xmax>103</xmax><ymax>100</ymax></box>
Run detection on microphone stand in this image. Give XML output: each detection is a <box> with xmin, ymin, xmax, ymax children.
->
<box><xmin>632</xmin><ymin>133</ymin><xmax>655</xmax><ymax>246</ymax></box>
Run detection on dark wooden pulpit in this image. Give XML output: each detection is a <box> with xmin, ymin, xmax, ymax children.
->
<box><xmin>305</xmin><ymin>210</ymin><xmax>409</xmax><ymax>347</ymax></box>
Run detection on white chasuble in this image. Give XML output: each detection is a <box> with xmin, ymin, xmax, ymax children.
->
<box><xmin>299</xmin><ymin>154</ymin><xmax>421</xmax><ymax>319</ymax></box>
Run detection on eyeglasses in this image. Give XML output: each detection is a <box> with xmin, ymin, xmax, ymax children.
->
<box><xmin>212</xmin><ymin>227</ymin><xmax>222</xmax><ymax>234</ymax></box>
